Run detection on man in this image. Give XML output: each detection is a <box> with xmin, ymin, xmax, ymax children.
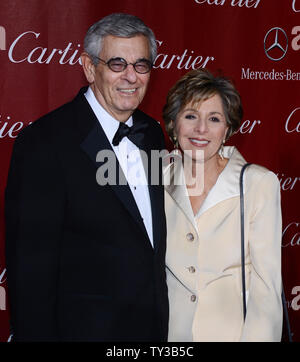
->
<box><xmin>5</xmin><ymin>13</ymin><xmax>168</xmax><ymax>341</ymax></box>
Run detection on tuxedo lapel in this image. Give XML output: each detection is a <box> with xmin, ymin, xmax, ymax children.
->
<box><xmin>133</xmin><ymin>110</ymin><xmax>163</xmax><ymax>252</ymax></box>
<box><xmin>74</xmin><ymin>89</ymin><xmax>149</xmax><ymax>242</ymax></box>
<box><xmin>148</xmin><ymin>181</ymin><xmax>162</xmax><ymax>252</ymax></box>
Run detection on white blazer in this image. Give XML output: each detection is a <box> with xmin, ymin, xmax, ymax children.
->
<box><xmin>164</xmin><ymin>146</ymin><xmax>283</xmax><ymax>342</ymax></box>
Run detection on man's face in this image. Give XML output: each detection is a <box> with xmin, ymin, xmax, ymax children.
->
<box><xmin>82</xmin><ymin>35</ymin><xmax>151</xmax><ymax>122</ymax></box>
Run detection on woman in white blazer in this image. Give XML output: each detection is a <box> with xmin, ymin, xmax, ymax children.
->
<box><xmin>162</xmin><ymin>69</ymin><xmax>282</xmax><ymax>342</ymax></box>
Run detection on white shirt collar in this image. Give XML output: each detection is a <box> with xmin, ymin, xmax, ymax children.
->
<box><xmin>84</xmin><ymin>86</ymin><xmax>133</xmax><ymax>144</ymax></box>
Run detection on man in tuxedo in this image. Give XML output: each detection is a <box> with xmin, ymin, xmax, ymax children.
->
<box><xmin>5</xmin><ymin>13</ymin><xmax>168</xmax><ymax>341</ymax></box>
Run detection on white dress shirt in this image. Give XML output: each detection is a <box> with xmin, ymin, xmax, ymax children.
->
<box><xmin>84</xmin><ymin>87</ymin><xmax>154</xmax><ymax>247</ymax></box>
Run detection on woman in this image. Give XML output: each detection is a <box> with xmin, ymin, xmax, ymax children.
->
<box><xmin>162</xmin><ymin>69</ymin><xmax>282</xmax><ymax>342</ymax></box>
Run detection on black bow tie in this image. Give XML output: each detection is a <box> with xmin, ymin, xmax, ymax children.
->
<box><xmin>112</xmin><ymin>121</ymin><xmax>149</xmax><ymax>149</ymax></box>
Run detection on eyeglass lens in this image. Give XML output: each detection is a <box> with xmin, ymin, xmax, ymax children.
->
<box><xmin>107</xmin><ymin>58</ymin><xmax>151</xmax><ymax>73</ymax></box>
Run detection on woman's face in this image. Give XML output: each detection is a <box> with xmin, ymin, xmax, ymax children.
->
<box><xmin>175</xmin><ymin>93</ymin><xmax>229</xmax><ymax>163</ymax></box>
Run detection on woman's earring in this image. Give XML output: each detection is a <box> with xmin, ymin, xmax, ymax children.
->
<box><xmin>173</xmin><ymin>135</ymin><xmax>180</xmax><ymax>154</ymax></box>
<box><xmin>219</xmin><ymin>139</ymin><xmax>225</xmax><ymax>160</ymax></box>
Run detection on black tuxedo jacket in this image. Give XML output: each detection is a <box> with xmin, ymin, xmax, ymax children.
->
<box><xmin>5</xmin><ymin>87</ymin><xmax>169</xmax><ymax>341</ymax></box>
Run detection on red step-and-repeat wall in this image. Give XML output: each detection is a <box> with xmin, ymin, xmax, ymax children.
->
<box><xmin>0</xmin><ymin>0</ymin><xmax>299</xmax><ymax>342</ymax></box>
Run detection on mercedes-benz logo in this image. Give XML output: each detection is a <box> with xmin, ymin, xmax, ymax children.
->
<box><xmin>264</xmin><ymin>27</ymin><xmax>288</xmax><ymax>61</ymax></box>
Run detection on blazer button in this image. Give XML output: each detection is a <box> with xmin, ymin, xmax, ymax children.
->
<box><xmin>188</xmin><ymin>266</ymin><xmax>196</xmax><ymax>273</ymax></box>
<box><xmin>186</xmin><ymin>233</ymin><xmax>194</xmax><ymax>241</ymax></box>
<box><xmin>191</xmin><ymin>295</ymin><xmax>197</xmax><ymax>302</ymax></box>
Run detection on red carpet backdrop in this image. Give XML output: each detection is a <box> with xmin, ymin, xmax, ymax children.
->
<box><xmin>0</xmin><ymin>0</ymin><xmax>299</xmax><ymax>342</ymax></box>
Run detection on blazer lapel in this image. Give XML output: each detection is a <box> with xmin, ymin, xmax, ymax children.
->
<box><xmin>196</xmin><ymin>146</ymin><xmax>246</xmax><ymax>218</ymax></box>
<box><xmin>164</xmin><ymin>155</ymin><xmax>199</xmax><ymax>236</ymax></box>
<box><xmin>164</xmin><ymin>147</ymin><xmax>247</xmax><ymax>222</ymax></box>
<box><xmin>75</xmin><ymin>89</ymin><xmax>149</xmax><ymax>241</ymax></box>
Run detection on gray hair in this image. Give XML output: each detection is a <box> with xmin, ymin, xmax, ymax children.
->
<box><xmin>84</xmin><ymin>13</ymin><xmax>157</xmax><ymax>65</ymax></box>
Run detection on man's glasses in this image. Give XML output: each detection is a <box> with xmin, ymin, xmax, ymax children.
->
<box><xmin>95</xmin><ymin>57</ymin><xmax>153</xmax><ymax>74</ymax></box>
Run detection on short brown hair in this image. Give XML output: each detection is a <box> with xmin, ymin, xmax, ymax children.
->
<box><xmin>162</xmin><ymin>68</ymin><xmax>243</xmax><ymax>143</ymax></box>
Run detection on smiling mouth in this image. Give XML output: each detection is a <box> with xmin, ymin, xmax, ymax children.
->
<box><xmin>189</xmin><ymin>138</ymin><xmax>210</xmax><ymax>146</ymax></box>
<box><xmin>118</xmin><ymin>88</ymin><xmax>138</xmax><ymax>94</ymax></box>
